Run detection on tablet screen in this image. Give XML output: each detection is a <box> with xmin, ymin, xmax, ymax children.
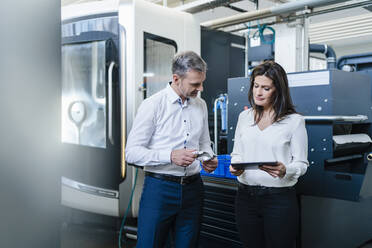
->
<box><xmin>231</xmin><ymin>162</ymin><xmax>278</xmax><ymax>170</ymax></box>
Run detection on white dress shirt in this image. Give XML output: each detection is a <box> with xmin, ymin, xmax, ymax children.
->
<box><xmin>125</xmin><ymin>83</ymin><xmax>213</xmax><ymax>176</ymax></box>
<box><xmin>231</xmin><ymin>108</ymin><xmax>309</xmax><ymax>187</ymax></box>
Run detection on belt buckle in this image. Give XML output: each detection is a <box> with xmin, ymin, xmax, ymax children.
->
<box><xmin>180</xmin><ymin>176</ymin><xmax>185</xmax><ymax>185</ymax></box>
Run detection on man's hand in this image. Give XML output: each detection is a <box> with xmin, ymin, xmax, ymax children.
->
<box><xmin>229</xmin><ymin>165</ymin><xmax>244</xmax><ymax>176</ymax></box>
<box><xmin>202</xmin><ymin>158</ymin><xmax>218</xmax><ymax>173</ymax></box>
<box><xmin>259</xmin><ymin>162</ymin><xmax>286</xmax><ymax>178</ymax></box>
<box><xmin>171</xmin><ymin>149</ymin><xmax>197</xmax><ymax>167</ymax></box>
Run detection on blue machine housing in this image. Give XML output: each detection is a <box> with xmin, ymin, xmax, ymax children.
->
<box><xmin>227</xmin><ymin>69</ymin><xmax>372</xmax><ymax>201</ymax></box>
<box><xmin>338</xmin><ymin>52</ymin><xmax>372</xmax><ymax>102</ymax></box>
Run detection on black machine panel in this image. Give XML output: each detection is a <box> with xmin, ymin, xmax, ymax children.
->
<box><xmin>199</xmin><ymin>180</ymin><xmax>243</xmax><ymax>248</ymax></box>
<box><xmin>227</xmin><ymin>77</ymin><xmax>251</xmax><ymax>154</ymax></box>
<box><xmin>199</xmin><ymin>29</ymin><xmax>245</xmax><ymax>247</ymax></box>
<box><xmin>201</xmin><ymin>28</ymin><xmax>245</xmax><ymax>154</ymax></box>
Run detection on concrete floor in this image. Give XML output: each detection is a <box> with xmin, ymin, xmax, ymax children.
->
<box><xmin>60</xmin><ymin>223</ymin><xmax>136</xmax><ymax>248</ymax></box>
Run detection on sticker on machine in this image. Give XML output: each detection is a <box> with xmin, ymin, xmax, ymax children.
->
<box><xmin>287</xmin><ymin>71</ymin><xmax>330</xmax><ymax>87</ymax></box>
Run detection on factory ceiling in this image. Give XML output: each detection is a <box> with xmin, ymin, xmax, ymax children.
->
<box><xmin>61</xmin><ymin>0</ymin><xmax>372</xmax><ymax>50</ymax></box>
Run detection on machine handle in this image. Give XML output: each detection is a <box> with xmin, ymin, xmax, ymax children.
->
<box><xmin>120</xmin><ymin>28</ymin><xmax>127</xmax><ymax>179</ymax></box>
<box><xmin>214</xmin><ymin>98</ymin><xmax>219</xmax><ymax>154</ymax></box>
<box><xmin>213</xmin><ymin>94</ymin><xmax>228</xmax><ymax>154</ymax></box>
<box><xmin>221</xmin><ymin>94</ymin><xmax>228</xmax><ymax>133</ymax></box>
<box><xmin>304</xmin><ymin>115</ymin><xmax>368</xmax><ymax>122</ymax></box>
<box><xmin>325</xmin><ymin>154</ymin><xmax>363</xmax><ymax>164</ymax></box>
<box><xmin>108</xmin><ymin>61</ymin><xmax>115</xmax><ymax>145</ymax></box>
<box><xmin>214</xmin><ymin>95</ymin><xmax>225</xmax><ymax>154</ymax></box>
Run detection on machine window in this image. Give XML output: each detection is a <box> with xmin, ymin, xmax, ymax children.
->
<box><xmin>143</xmin><ymin>32</ymin><xmax>177</xmax><ymax>98</ymax></box>
<box><xmin>61</xmin><ymin>41</ymin><xmax>107</xmax><ymax>148</ymax></box>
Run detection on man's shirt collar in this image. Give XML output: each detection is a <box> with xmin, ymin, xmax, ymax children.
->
<box><xmin>166</xmin><ymin>82</ymin><xmax>190</xmax><ymax>105</ymax></box>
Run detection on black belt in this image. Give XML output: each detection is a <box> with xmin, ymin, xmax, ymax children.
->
<box><xmin>238</xmin><ymin>182</ymin><xmax>293</xmax><ymax>196</ymax></box>
<box><xmin>145</xmin><ymin>171</ymin><xmax>200</xmax><ymax>185</ymax></box>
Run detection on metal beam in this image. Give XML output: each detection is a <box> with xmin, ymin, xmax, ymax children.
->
<box><xmin>201</xmin><ymin>0</ymin><xmax>353</xmax><ymax>29</ymax></box>
<box><xmin>174</xmin><ymin>0</ymin><xmax>241</xmax><ymax>14</ymax></box>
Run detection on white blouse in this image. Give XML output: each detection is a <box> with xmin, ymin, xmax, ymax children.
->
<box><xmin>231</xmin><ymin>108</ymin><xmax>309</xmax><ymax>187</ymax></box>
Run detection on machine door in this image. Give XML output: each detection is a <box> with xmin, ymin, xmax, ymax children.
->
<box><xmin>61</xmin><ymin>18</ymin><xmax>122</xmax><ymax>216</ymax></box>
<box><xmin>62</xmin><ymin>40</ymin><xmax>110</xmax><ymax>148</ymax></box>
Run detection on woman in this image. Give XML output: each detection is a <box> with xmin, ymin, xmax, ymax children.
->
<box><xmin>230</xmin><ymin>61</ymin><xmax>308</xmax><ymax>248</ymax></box>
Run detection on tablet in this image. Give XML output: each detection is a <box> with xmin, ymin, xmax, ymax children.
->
<box><xmin>231</xmin><ymin>162</ymin><xmax>278</xmax><ymax>170</ymax></box>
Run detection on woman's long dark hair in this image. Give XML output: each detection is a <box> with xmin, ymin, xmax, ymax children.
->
<box><xmin>248</xmin><ymin>61</ymin><xmax>297</xmax><ymax>124</ymax></box>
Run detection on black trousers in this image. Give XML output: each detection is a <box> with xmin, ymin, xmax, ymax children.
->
<box><xmin>235</xmin><ymin>183</ymin><xmax>299</xmax><ymax>248</ymax></box>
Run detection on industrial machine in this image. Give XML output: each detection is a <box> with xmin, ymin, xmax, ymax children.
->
<box><xmin>228</xmin><ymin>70</ymin><xmax>372</xmax><ymax>201</ymax></box>
<box><xmin>247</xmin><ymin>33</ymin><xmax>275</xmax><ymax>71</ymax></box>
<box><xmin>60</xmin><ymin>0</ymin><xmax>199</xmax><ymax>245</ymax></box>
<box><xmin>296</xmin><ymin>52</ymin><xmax>372</xmax><ymax>248</ymax></box>
<box><xmin>207</xmin><ymin>68</ymin><xmax>372</xmax><ymax>248</ymax></box>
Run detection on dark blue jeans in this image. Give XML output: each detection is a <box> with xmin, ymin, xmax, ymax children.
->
<box><xmin>136</xmin><ymin>175</ymin><xmax>204</xmax><ymax>248</ymax></box>
<box><xmin>235</xmin><ymin>183</ymin><xmax>299</xmax><ymax>248</ymax></box>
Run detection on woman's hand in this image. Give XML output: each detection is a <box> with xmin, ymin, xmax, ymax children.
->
<box><xmin>259</xmin><ymin>162</ymin><xmax>286</xmax><ymax>178</ymax></box>
<box><xmin>229</xmin><ymin>165</ymin><xmax>244</xmax><ymax>176</ymax></box>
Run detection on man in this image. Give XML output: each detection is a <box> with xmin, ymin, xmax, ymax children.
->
<box><xmin>125</xmin><ymin>51</ymin><xmax>218</xmax><ymax>248</ymax></box>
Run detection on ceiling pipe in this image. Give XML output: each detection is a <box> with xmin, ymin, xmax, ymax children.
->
<box><xmin>225</xmin><ymin>0</ymin><xmax>372</xmax><ymax>34</ymax></box>
<box><xmin>309</xmin><ymin>44</ymin><xmax>337</xmax><ymax>69</ymax></box>
<box><xmin>201</xmin><ymin>0</ymin><xmax>353</xmax><ymax>29</ymax></box>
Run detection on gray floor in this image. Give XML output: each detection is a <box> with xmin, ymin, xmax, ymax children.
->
<box><xmin>60</xmin><ymin>223</ymin><xmax>136</xmax><ymax>248</ymax></box>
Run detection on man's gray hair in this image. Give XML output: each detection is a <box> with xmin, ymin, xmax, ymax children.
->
<box><xmin>172</xmin><ymin>51</ymin><xmax>207</xmax><ymax>78</ymax></box>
